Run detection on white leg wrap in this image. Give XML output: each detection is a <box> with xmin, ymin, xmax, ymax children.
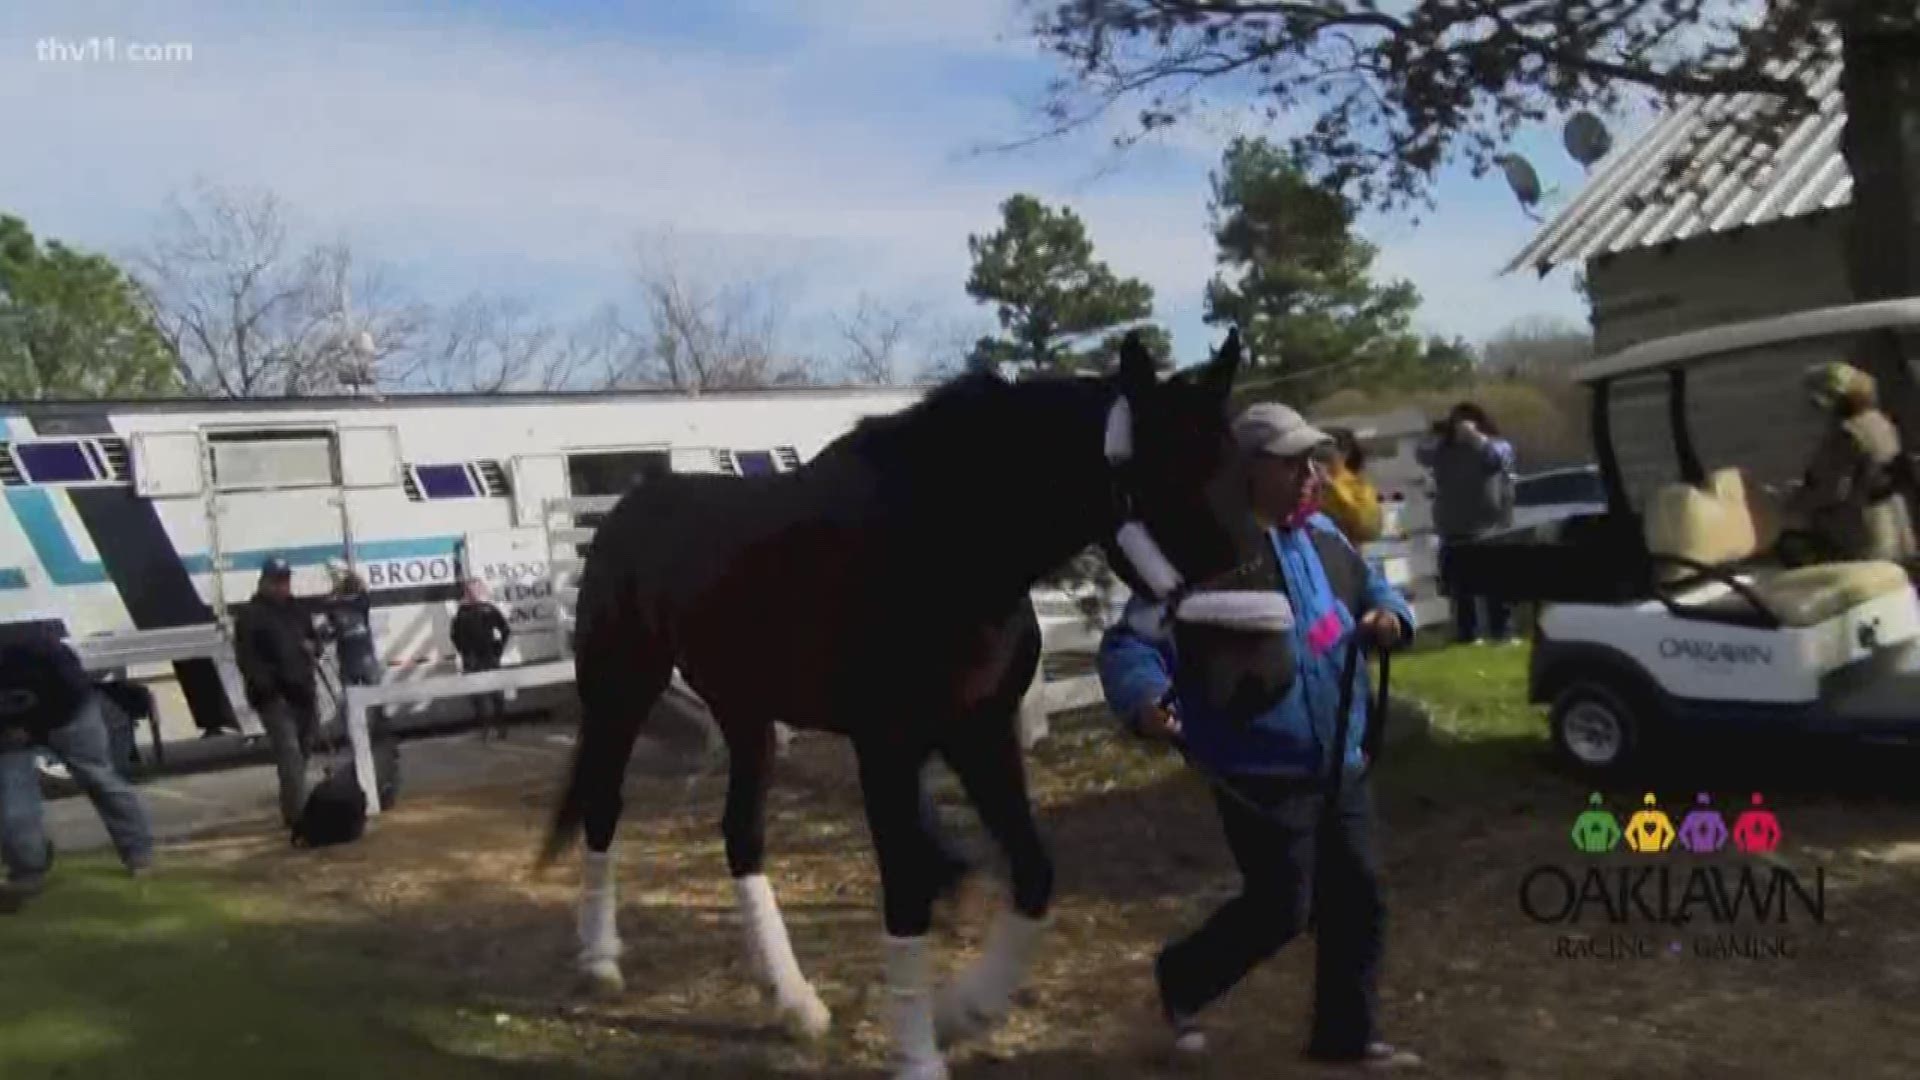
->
<box><xmin>934</xmin><ymin>908</ymin><xmax>1048</xmax><ymax>1047</ymax></box>
<box><xmin>577</xmin><ymin>850</ymin><xmax>623</xmax><ymax>991</ymax></box>
<box><xmin>884</xmin><ymin>934</ymin><xmax>949</xmax><ymax>1080</ymax></box>
<box><xmin>734</xmin><ymin>874</ymin><xmax>831</xmax><ymax>1039</ymax></box>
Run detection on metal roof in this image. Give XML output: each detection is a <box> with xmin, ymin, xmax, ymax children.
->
<box><xmin>1504</xmin><ymin>48</ymin><xmax>1850</xmax><ymax>276</ymax></box>
<box><xmin>1572</xmin><ymin>297</ymin><xmax>1920</xmax><ymax>384</ymax></box>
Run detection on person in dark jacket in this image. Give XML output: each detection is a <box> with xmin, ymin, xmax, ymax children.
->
<box><xmin>1097</xmin><ymin>401</ymin><xmax>1420</xmax><ymax>1069</ymax></box>
<box><xmin>451</xmin><ymin>578</ymin><xmax>512</xmax><ymax>739</ymax></box>
<box><xmin>321</xmin><ymin>560</ymin><xmax>381</xmax><ymax>688</ymax></box>
<box><xmin>1</xmin><ymin>629</ymin><xmax>154</xmax><ymax>911</ymax></box>
<box><xmin>233</xmin><ymin>557</ymin><xmax>321</xmax><ymax>828</ymax></box>
<box><xmin>1417</xmin><ymin>402</ymin><xmax>1519</xmax><ymax>645</ymax></box>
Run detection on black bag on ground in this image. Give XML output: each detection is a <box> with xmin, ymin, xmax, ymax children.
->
<box><xmin>292</xmin><ymin>765</ymin><xmax>366</xmax><ymax>848</ymax></box>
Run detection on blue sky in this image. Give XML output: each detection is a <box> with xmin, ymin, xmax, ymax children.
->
<box><xmin>3</xmin><ymin>0</ymin><xmax>1608</xmax><ymax>375</ymax></box>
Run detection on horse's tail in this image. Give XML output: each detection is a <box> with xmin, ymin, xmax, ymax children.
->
<box><xmin>536</xmin><ymin>527</ymin><xmax>673</xmax><ymax>873</ymax></box>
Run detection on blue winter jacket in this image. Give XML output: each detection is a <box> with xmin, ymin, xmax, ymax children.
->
<box><xmin>1095</xmin><ymin>514</ymin><xmax>1415</xmax><ymax>780</ymax></box>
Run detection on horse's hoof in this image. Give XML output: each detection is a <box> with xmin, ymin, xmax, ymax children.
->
<box><xmin>779</xmin><ymin>987</ymin><xmax>833</xmax><ymax>1041</ymax></box>
<box><xmin>580</xmin><ymin>960</ymin><xmax>624</xmax><ymax>996</ymax></box>
<box><xmin>933</xmin><ymin>981</ymin><xmax>991</xmax><ymax>1047</ymax></box>
<box><xmin>891</xmin><ymin>1059</ymin><xmax>951</xmax><ymax>1080</ymax></box>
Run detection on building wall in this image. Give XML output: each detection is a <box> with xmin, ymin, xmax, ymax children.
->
<box><xmin>1583</xmin><ymin>210</ymin><xmax>1852</xmax><ymax>355</ymax></box>
<box><xmin>1579</xmin><ymin>211</ymin><xmax>1855</xmax><ymax>511</ymax></box>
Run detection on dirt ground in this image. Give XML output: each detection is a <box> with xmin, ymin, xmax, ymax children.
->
<box><xmin>154</xmin><ymin>702</ymin><xmax>1920</xmax><ymax>1079</ymax></box>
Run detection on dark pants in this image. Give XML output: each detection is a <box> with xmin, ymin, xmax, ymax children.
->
<box><xmin>1156</xmin><ymin>772</ymin><xmax>1385</xmax><ymax>1058</ymax></box>
<box><xmin>461</xmin><ymin>655</ymin><xmax>507</xmax><ymax>734</ymax></box>
<box><xmin>1441</xmin><ymin>538</ymin><xmax>1513</xmax><ymax>643</ymax></box>
<box><xmin>256</xmin><ymin>695</ymin><xmax>319</xmax><ymax>828</ymax></box>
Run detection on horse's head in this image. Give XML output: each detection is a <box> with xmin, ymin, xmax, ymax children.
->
<box><xmin>1100</xmin><ymin>328</ymin><xmax>1296</xmax><ymax>726</ymax></box>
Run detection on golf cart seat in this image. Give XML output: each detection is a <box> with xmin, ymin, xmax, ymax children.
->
<box><xmin>1644</xmin><ymin>468</ymin><xmax>1910</xmax><ymax>627</ymax></box>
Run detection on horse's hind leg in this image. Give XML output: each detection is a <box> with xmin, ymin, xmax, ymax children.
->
<box><xmin>721</xmin><ymin>718</ymin><xmax>832</xmax><ymax>1040</ymax></box>
<box><xmin>569</xmin><ymin>639</ymin><xmax>671</xmax><ymax>993</ymax></box>
<box><xmin>931</xmin><ymin>706</ymin><xmax>1055</xmax><ymax>1048</ymax></box>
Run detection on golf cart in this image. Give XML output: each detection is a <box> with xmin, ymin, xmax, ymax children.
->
<box><xmin>1441</xmin><ymin>298</ymin><xmax>1920</xmax><ymax>777</ymax></box>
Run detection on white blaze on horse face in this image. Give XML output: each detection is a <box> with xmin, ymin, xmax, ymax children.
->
<box><xmin>577</xmin><ymin>849</ymin><xmax>623</xmax><ymax>991</ymax></box>
<box><xmin>933</xmin><ymin>908</ymin><xmax>1048</xmax><ymax>1047</ymax></box>
<box><xmin>734</xmin><ymin>874</ymin><xmax>832</xmax><ymax>1039</ymax></box>
<box><xmin>884</xmin><ymin>934</ymin><xmax>949</xmax><ymax>1080</ymax></box>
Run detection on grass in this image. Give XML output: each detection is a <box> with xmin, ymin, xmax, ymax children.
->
<box><xmin>0</xmin><ymin>853</ymin><xmax>556</xmax><ymax>1080</ymax></box>
<box><xmin>7</xmin><ymin>643</ymin><xmax>1920</xmax><ymax>1079</ymax></box>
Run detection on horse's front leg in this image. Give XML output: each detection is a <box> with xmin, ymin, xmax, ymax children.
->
<box><xmin>931</xmin><ymin>706</ymin><xmax>1054</xmax><ymax>1048</ymax></box>
<box><xmin>722</xmin><ymin>719</ymin><xmax>831</xmax><ymax>1040</ymax></box>
<box><xmin>855</xmin><ymin>734</ymin><xmax>951</xmax><ymax>1080</ymax></box>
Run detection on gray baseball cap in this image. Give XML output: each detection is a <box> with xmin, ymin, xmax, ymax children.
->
<box><xmin>1231</xmin><ymin>402</ymin><xmax>1334</xmax><ymax>459</ymax></box>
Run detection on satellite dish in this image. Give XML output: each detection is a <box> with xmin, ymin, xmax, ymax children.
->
<box><xmin>1499</xmin><ymin>153</ymin><xmax>1543</xmax><ymax>208</ymax></box>
<box><xmin>1564</xmin><ymin>111</ymin><xmax>1613</xmax><ymax>168</ymax></box>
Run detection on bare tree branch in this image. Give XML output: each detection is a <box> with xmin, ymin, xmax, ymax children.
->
<box><xmin>831</xmin><ymin>294</ymin><xmax>926</xmax><ymax>385</ymax></box>
<box><xmin>130</xmin><ymin>178</ymin><xmax>425</xmax><ymax>398</ymax></box>
<box><xmin>622</xmin><ymin>231</ymin><xmax>815</xmax><ymax>391</ymax></box>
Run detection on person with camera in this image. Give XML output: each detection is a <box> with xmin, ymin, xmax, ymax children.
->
<box><xmin>1417</xmin><ymin>402</ymin><xmax>1518</xmax><ymax>646</ymax></box>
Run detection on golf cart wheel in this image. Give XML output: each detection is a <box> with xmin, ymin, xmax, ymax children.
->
<box><xmin>1549</xmin><ymin>681</ymin><xmax>1642</xmax><ymax>777</ymax></box>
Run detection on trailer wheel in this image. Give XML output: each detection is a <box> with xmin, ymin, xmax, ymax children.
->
<box><xmin>1549</xmin><ymin>681</ymin><xmax>1642</xmax><ymax>776</ymax></box>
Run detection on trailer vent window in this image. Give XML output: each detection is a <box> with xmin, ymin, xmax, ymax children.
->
<box><xmin>207</xmin><ymin>430</ymin><xmax>338</xmax><ymax>491</ymax></box>
<box><xmin>415</xmin><ymin>463</ymin><xmax>477</xmax><ymax>500</ymax></box>
<box><xmin>474</xmin><ymin>460</ymin><xmax>511</xmax><ymax>497</ymax></box>
<box><xmin>2</xmin><ymin>437</ymin><xmax>134</xmax><ymax>486</ymax></box>
<box><xmin>96</xmin><ymin>437</ymin><xmax>130</xmax><ymax>480</ymax></box>
<box><xmin>401</xmin><ymin>460</ymin><xmax>510</xmax><ymax>502</ymax></box>
<box><xmin>735</xmin><ymin>450</ymin><xmax>777</xmax><ymax>477</ymax></box>
<box><xmin>775</xmin><ymin>446</ymin><xmax>801</xmax><ymax>471</ymax></box>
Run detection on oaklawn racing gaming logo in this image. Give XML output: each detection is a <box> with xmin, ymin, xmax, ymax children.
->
<box><xmin>1519</xmin><ymin>792</ymin><xmax>1825</xmax><ymax>961</ymax></box>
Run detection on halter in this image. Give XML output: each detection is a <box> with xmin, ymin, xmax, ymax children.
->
<box><xmin>1104</xmin><ymin>395</ymin><xmax>1295</xmax><ymax>637</ymax></box>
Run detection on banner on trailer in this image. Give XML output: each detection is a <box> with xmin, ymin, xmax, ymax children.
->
<box><xmin>457</xmin><ymin>528</ymin><xmax>561</xmax><ymax>653</ymax></box>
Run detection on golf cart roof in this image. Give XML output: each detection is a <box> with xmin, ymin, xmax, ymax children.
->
<box><xmin>1573</xmin><ymin>298</ymin><xmax>1920</xmax><ymax>385</ymax></box>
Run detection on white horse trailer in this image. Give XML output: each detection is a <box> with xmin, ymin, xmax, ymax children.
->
<box><xmin>0</xmin><ymin>386</ymin><xmax>923</xmax><ymax>749</ymax></box>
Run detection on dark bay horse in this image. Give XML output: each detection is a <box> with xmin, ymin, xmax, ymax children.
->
<box><xmin>537</xmin><ymin>331</ymin><xmax>1298</xmax><ymax>1078</ymax></box>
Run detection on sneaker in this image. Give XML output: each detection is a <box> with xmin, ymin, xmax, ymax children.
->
<box><xmin>1167</xmin><ymin>1011</ymin><xmax>1207</xmax><ymax>1056</ymax></box>
<box><xmin>1</xmin><ymin>876</ymin><xmax>47</xmax><ymax>914</ymax></box>
<box><xmin>1360</xmin><ymin>1042</ymin><xmax>1424</xmax><ymax>1069</ymax></box>
<box><xmin>1309</xmin><ymin>1041</ymin><xmax>1424</xmax><ymax>1070</ymax></box>
<box><xmin>1154</xmin><ymin>960</ymin><xmax>1206</xmax><ymax>1056</ymax></box>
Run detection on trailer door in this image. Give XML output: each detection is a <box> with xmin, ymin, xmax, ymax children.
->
<box><xmin>203</xmin><ymin>426</ymin><xmax>351</xmax><ymax>605</ymax></box>
<box><xmin>510</xmin><ymin>453</ymin><xmax>568</xmax><ymax>529</ymax></box>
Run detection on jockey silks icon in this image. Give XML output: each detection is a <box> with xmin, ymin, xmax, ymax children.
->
<box><xmin>1571</xmin><ymin>792</ymin><xmax>1783</xmax><ymax>856</ymax></box>
<box><xmin>1677</xmin><ymin>793</ymin><xmax>1730</xmax><ymax>854</ymax></box>
<box><xmin>1570</xmin><ymin>793</ymin><xmax>1622</xmax><ymax>854</ymax></box>
<box><xmin>1624</xmin><ymin>793</ymin><xmax>1677</xmax><ymax>853</ymax></box>
<box><xmin>1732</xmin><ymin>793</ymin><xmax>1782</xmax><ymax>854</ymax></box>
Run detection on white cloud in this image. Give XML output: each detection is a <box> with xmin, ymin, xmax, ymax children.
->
<box><xmin>0</xmin><ymin>0</ymin><xmax>1593</xmax><ymax>372</ymax></box>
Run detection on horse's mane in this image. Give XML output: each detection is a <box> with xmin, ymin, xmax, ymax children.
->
<box><xmin>838</xmin><ymin>368</ymin><xmax>1107</xmax><ymax>463</ymax></box>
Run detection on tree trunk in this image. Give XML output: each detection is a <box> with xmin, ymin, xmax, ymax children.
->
<box><xmin>1837</xmin><ymin>22</ymin><xmax>1920</xmax><ymax>441</ymax></box>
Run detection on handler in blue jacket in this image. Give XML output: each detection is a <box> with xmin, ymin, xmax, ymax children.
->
<box><xmin>1097</xmin><ymin>401</ymin><xmax>1421</xmax><ymax>1070</ymax></box>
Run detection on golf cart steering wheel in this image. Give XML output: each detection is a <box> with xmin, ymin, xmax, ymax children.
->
<box><xmin>1771</xmin><ymin>528</ymin><xmax>1831</xmax><ymax>569</ymax></box>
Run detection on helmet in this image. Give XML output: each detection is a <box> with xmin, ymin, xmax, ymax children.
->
<box><xmin>1804</xmin><ymin>361</ymin><xmax>1876</xmax><ymax>410</ymax></box>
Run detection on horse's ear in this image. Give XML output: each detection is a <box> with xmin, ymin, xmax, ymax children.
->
<box><xmin>1116</xmin><ymin>330</ymin><xmax>1156</xmax><ymax>396</ymax></box>
<box><xmin>1199</xmin><ymin>328</ymin><xmax>1242</xmax><ymax>401</ymax></box>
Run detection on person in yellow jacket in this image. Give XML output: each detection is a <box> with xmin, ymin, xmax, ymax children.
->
<box><xmin>1317</xmin><ymin>427</ymin><xmax>1384</xmax><ymax>547</ymax></box>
